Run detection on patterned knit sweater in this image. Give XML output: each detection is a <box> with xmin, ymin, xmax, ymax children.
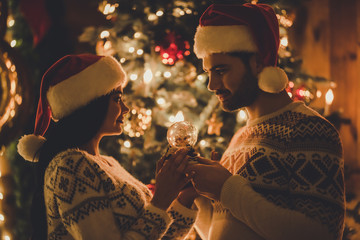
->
<box><xmin>194</xmin><ymin>101</ymin><xmax>345</xmax><ymax>240</ymax></box>
<box><xmin>44</xmin><ymin>149</ymin><xmax>197</xmax><ymax>239</ymax></box>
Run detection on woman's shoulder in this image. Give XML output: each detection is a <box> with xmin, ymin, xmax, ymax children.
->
<box><xmin>45</xmin><ymin>148</ymin><xmax>104</xmax><ymax>181</ymax></box>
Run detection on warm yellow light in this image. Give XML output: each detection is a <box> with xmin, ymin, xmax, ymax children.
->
<box><xmin>137</xmin><ymin>49</ymin><xmax>144</xmax><ymax>55</ymax></box>
<box><xmin>280</xmin><ymin>36</ymin><xmax>288</xmax><ymax>47</ymax></box>
<box><xmin>10</xmin><ymin>40</ymin><xmax>16</xmax><ymax>48</ymax></box>
<box><xmin>157</xmin><ymin>97</ymin><xmax>166</xmax><ymax>105</ymax></box>
<box><xmin>120</xmin><ymin>58</ymin><xmax>126</xmax><ymax>63</ymax></box>
<box><xmin>200</xmin><ymin>140</ymin><xmax>206</xmax><ymax>146</ymax></box>
<box><xmin>0</xmin><ymin>193</ymin><xmax>3</xmax><ymax>200</ymax></box>
<box><xmin>325</xmin><ymin>89</ymin><xmax>334</xmax><ymax>105</ymax></box>
<box><xmin>128</xmin><ymin>47</ymin><xmax>135</xmax><ymax>53</ymax></box>
<box><xmin>100</xmin><ymin>30</ymin><xmax>110</xmax><ymax>39</ymax></box>
<box><xmin>146</xmin><ymin>109</ymin><xmax>152</xmax><ymax>115</ymax></box>
<box><xmin>124</xmin><ymin>140</ymin><xmax>131</xmax><ymax>148</ymax></box>
<box><xmin>129</xmin><ymin>74</ymin><xmax>138</xmax><ymax>81</ymax></box>
<box><xmin>143</xmin><ymin>69</ymin><xmax>153</xmax><ymax>83</ymax></box>
<box><xmin>134</xmin><ymin>32</ymin><xmax>141</xmax><ymax>38</ymax></box>
<box><xmin>156</xmin><ymin>10</ymin><xmax>164</xmax><ymax>16</ymax></box>
<box><xmin>4</xmin><ymin>235</ymin><xmax>10</xmax><ymax>240</ymax></box>
<box><xmin>8</xmin><ymin>19</ymin><xmax>15</xmax><ymax>27</ymax></box>
<box><xmin>163</xmin><ymin>71</ymin><xmax>171</xmax><ymax>78</ymax></box>
<box><xmin>316</xmin><ymin>90</ymin><xmax>322</xmax><ymax>98</ymax></box>
<box><xmin>148</xmin><ymin>13</ymin><xmax>158</xmax><ymax>21</ymax></box>
<box><xmin>170</xmin><ymin>111</ymin><xmax>184</xmax><ymax>123</ymax></box>
<box><xmin>0</xmin><ymin>214</ymin><xmax>5</xmax><ymax>221</ymax></box>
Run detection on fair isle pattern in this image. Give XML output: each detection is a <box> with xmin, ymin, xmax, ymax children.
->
<box><xmin>221</xmin><ymin>109</ymin><xmax>344</xmax><ymax>239</ymax></box>
<box><xmin>44</xmin><ymin>149</ymin><xmax>195</xmax><ymax>239</ymax></box>
<box><xmin>163</xmin><ymin>208</ymin><xmax>196</xmax><ymax>239</ymax></box>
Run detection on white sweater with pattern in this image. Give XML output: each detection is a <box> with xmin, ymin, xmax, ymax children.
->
<box><xmin>194</xmin><ymin>102</ymin><xmax>345</xmax><ymax>240</ymax></box>
<box><xmin>44</xmin><ymin>149</ymin><xmax>197</xmax><ymax>240</ymax></box>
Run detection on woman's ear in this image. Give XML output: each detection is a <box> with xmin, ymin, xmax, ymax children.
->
<box><xmin>249</xmin><ymin>53</ymin><xmax>264</xmax><ymax>76</ymax></box>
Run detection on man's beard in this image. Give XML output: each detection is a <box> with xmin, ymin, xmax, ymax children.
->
<box><xmin>220</xmin><ymin>71</ymin><xmax>260</xmax><ymax>112</ymax></box>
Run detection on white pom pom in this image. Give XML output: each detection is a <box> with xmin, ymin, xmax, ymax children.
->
<box><xmin>258</xmin><ymin>66</ymin><xmax>289</xmax><ymax>93</ymax></box>
<box><xmin>17</xmin><ymin>134</ymin><xmax>46</xmax><ymax>162</ymax></box>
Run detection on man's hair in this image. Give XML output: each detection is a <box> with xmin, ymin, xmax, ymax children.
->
<box><xmin>228</xmin><ymin>52</ymin><xmax>257</xmax><ymax>71</ymax></box>
<box><xmin>30</xmin><ymin>94</ymin><xmax>111</xmax><ymax>239</ymax></box>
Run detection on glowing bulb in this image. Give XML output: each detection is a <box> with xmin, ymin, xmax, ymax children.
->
<box><xmin>200</xmin><ymin>140</ymin><xmax>206</xmax><ymax>146</ymax></box>
<box><xmin>124</xmin><ymin>140</ymin><xmax>131</xmax><ymax>148</ymax></box>
<box><xmin>237</xmin><ymin>109</ymin><xmax>248</xmax><ymax>122</ymax></box>
<box><xmin>131</xmin><ymin>109</ymin><xmax>137</xmax><ymax>114</ymax></box>
<box><xmin>10</xmin><ymin>40</ymin><xmax>16</xmax><ymax>47</ymax></box>
<box><xmin>146</xmin><ymin>109</ymin><xmax>152</xmax><ymax>115</ymax></box>
<box><xmin>162</xmin><ymin>53</ymin><xmax>169</xmax><ymax>58</ymax></box>
<box><xmin>174</xmin><ymin>111</ymin><xmax>185</xmax><ymax>122</ymax></box>
<box><xmin>0</xmin><ymin>193</ymin><xmax>3</xmax><ymax>200</ymax></box>
<box><xmin>134</xmin><ymin>32</ymin><xmax>141</xmax><ymax>38</ymax></box>
<box><xmin>128</xmin><ymin>47</ymin><xmax>135</xmax><ymax>53</ymax></box>
<box><xmin>120</xmin><ymin>58</ymin><xmax>126</xmax><ymax>63</ymax></box>
<box><xmin>280</xmin><ymin>36</ymin><xmax>288</xmax><ymax>47</ymax></box>
<box><xmin>0</xmin><ymin>214</ymin><xmax>4</xmax><ymax>221</ymax></box>
<box><xmin>179</xmin><ymin>10</ymin><xmax>185</xmax><ymax>16</ymax></box>
<box><xmin>163</xmin><ymin>71</ymin><xmax>171</xmax><ymax>78</ymax></box>
<box><xmin>316</xmin><ymin>90</ymin><xmax>322</xmax><ymax>98</ymax></box>
<box><xmin>8</xmin><ymin>19</ymin><xmax>15</xmax><ymax>27</ymax></box>
<box><xmin>143</xmin><ymin>69</ymin><xmax>153</xmax><ymax>83</ymax></box>
<box><xmin>156</xmin><ymin>10</ymin><xmax>164</xmax><ymax>16</ymax></box>
<box><xmin>100</xmin><ymin>30</ymin><xmax>110</xmax><ymax>39</ymax></box>
<box><xmin>185</xmin><ymin>9</ymin><xmax>192</xmax><ymax>14</ymax></box>
<box><xmin>148</xmin><ymin>13</ymin><xmax>158</xmax><ymax>21</ymax></box>
<box><xmin>137</xmin><ymin>49</ymin><xmax>144</xmax><ymax>55</ymax></box>
<box><xmin>4</xmin><ymin>235</ymin><xmax>10</xmax><ymax>240</ymax></box>
<box><xmin>129</xmin><ymin>74</ymin><xmax>138</xmax><ymax>81</ymax></box>
<box><xmin>103</xmin><ymin>41</ymin><xmax>112</xmax><ymax>50</ymax></box>
<box><xmin>157</xmin><ymin>98</ymin><xmax>166</xmax><ymax>105</ymax></box>
<box><xmin>325</xmin><ymin>89</ymin><xmax>334</xmax><ymax>105</ymax></box>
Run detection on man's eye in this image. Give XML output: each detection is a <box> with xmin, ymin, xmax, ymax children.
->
<box><xmin>215</xmin><ymin>69</ymin><xmax>226</xmax><ymax>75</ymax></box>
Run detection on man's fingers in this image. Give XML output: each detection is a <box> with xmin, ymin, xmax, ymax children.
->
<box><xmin>156</xmin><ymin>155</ymin><xmax>166</xmax><ymax>173</ymax></box>
<box><xmin>211</xmin><ymin>150</ymin><xmax>221</xmax><ymax>161</ymax></box>
<box><xmin>195</xmin><ymin>156</ymin><xmax>215</xmax><ymax>165</ymax></box>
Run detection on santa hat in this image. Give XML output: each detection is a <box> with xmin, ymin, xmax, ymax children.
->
<box><xmin>17</xmin><ymin>54</ymin><xmax>126</xmax><ymax>162</ymax></box>
<box><xmin>194</xmin><ymin>3</ymin><xmax>288</xmax><ymax>93</ymax></box>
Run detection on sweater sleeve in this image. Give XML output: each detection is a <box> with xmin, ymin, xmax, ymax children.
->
<box><xmin>45</xmin><ymin>151</ymin><xmax>172</xmax><ymax>240</ymax></box>
<box><xmin>162</xmin><ymin>199</ymin><xmax>197</xmax><ymax>239</ymax></box>
<box><xmin>220</xmin><ymin>116</ymin><xmax>345</xmax><ymax>240</ymax></box>
<box><xmin>221</xmin><ymin>175</ymin><xmax>333</xmax><ymax>240</ymax></box>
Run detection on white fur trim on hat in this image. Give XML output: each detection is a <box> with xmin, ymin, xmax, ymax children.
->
<box><xmin>17</xmin><ymin>134</ymin><xmax>46</xmax><ymax>162</ymax></box>
<box><xmin>47</xmin><ymin>56</ymin><xmax>126</xmax><ymax>120</ymax></box>
<box><xmin>258</xmin><ymin>66</ymin><xmax>289</xmax><ymax>93</ymax></box>
<box><xmin>194</xmin><ymin>25</ymin><xmax>258</xmax><ymax>58</ymax></box>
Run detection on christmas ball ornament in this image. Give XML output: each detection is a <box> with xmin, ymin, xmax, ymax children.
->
<box><xmin>155</xmin><ymin>31</ymin><xmax>190</xmax><ymax>65</ymax></box>
<box><xmin>167</xmin><ymin>121</ymin><xmax>198</xmax><ymax>148</ymax></box>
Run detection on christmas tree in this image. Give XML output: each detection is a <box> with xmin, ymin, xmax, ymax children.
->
<box><xmin>1</xmin><ymin>0</ymin><xmax>355</xmax><ymax>239</ymax></box>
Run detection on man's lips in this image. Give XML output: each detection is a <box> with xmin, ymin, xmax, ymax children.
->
<box><xmin>216</xmin><ymin>92</ymin><xmax>231</xmax><ymax>101</ymax></box>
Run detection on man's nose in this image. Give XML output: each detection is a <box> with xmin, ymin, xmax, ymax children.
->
<box><xmin>207</xmin><ymin>76</ymin><xmax>222</xmax><ymax>92</ymax></box>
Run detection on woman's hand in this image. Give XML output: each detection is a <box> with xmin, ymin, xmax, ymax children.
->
<box><xmin>185</xmin><ymin>154</ymin><xmax>232</xmax><ymax>201</ymax></box>
<box><xmin>151</xmin><ymin>148</ymin><xmax>191</xmax><ymax>210</ymax></box>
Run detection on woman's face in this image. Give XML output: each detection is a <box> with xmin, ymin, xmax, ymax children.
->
<box><xmin>98</xmin><ymin>86</ymin><xmax>129</xmax><ymax>136</ymax></box>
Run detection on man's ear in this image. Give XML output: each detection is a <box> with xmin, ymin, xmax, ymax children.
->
<box><xmin>249</xmin><ymin>54</ymin><xmax>264</xmax><ymax>76</ymax></box>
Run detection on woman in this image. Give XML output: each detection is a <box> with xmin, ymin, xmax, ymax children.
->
<box><xmin>17</xmin><ymin>54</ymin><xmax>197</xmax><ymax>239</ymax></box>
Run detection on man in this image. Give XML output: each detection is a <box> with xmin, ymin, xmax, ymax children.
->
<box><xmin>186</xmin><ymin>3</ymin><xmax>345</xmax><ymax>240</ymax></box>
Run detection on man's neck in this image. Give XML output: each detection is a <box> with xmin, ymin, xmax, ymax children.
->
<box><xmin>245</xmin><ymin>90</ymin><xmax>293</xmax><ymax>120</ymax></box>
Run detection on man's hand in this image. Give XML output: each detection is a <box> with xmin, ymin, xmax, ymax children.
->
<box><xmin>185</xmin><ymin>156</ymin><xmax>232</xmax><ymax>201</ymax></box>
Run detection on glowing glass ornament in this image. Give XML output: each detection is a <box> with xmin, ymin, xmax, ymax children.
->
<box><xmin>167</xmin><ymin>121</ymin><xmax>198</xmax><ymax>148</ymax></box>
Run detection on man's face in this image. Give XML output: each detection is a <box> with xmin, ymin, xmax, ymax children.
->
<box><xmin>203</xmin><ymin>53</ymin><xmax>260</xmax><ymax>112</ymax></box>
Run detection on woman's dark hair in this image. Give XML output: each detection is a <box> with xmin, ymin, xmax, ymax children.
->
<box><xmin>30</xmin><ymin>94</ymin><xmax>110</xmax><ymax>240</ymax></box>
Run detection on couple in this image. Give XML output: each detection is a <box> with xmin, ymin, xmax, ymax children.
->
<box><xmin>18</xmin><ymin>3</ymin><xmax>345</xmax><ymax>240</ymax></box>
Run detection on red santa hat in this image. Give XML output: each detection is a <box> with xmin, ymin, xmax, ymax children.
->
<box><xmin>17</xmin><ymin>54</ymin><xmax>126</xmax><ymax>162</ymax></box>
<box><xmin>194</xmin><ymin>3</ymin><xmax>288</xmax><ymax>93</ymax></box>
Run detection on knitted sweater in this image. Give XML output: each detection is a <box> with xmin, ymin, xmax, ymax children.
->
<box><xmin>194</xmin><ymin>101</ymin><xmax>345</xmax><ymax>240</ymax></box>
<box><xmin>44</xmin><ymin>149</ymin><xmax>197</xmax><ymax>239</ymax></box>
